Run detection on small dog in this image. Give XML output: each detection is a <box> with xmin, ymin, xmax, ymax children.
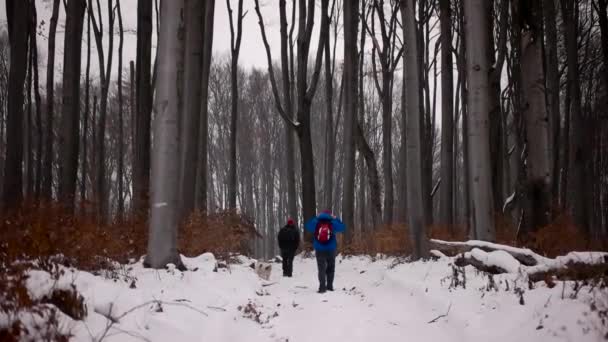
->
<box><xmin>254</xmin><ymin>261</ymin><xmax>272</xmax><ymax>281</ymax></box>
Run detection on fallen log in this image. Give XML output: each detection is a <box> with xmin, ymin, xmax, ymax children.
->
<box><xmin>450</xmin><ymin>245</ymin><xmax>608</xmax><ymax>283</ymax></box>
<box><xmin>430</xmin><ymin>239</ymin><xmax>549</xmax><ymax>266</ymax></box>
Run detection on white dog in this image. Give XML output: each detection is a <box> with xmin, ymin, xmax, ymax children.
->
<box><xmin>254</xmin><ymin>261</ymin><xmax>272</xmax><ymax>281</ymax></box>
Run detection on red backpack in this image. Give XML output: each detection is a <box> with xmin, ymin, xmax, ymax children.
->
<box><xmin>314</xmin><ymin>220</ymin><xmax>333</xmax><ymax>244</ymax></box>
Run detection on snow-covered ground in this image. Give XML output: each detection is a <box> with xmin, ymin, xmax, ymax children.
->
<box><xmin>18</xmin><ymin>253</ymin><xmax>607</xmax><ymax>341</ymax></box>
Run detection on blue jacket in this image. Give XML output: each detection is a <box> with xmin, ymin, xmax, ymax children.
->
<box><xmin>304</xmin><ymin>212</ymin><xmax>346</xmax><ymax>251</ymax></box>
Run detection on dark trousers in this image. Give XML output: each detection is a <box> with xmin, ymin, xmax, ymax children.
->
<box><xmin>315</xmin><ymin>250</ymin><xmax>336</xmax><ymax>290</ymax></box>
<box><xmin>281</xmin><ymin>250</ymin><xmax>295</xmax><ymax>277</ymax></box>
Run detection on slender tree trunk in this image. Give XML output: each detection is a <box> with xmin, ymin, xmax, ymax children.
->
<box><xmin>88</xmin><ymin>0</ymin><xmax>115</xmax><ymax>224</ymax></box>
<box><xmin>544</xmin><ymin>0</ymin><xmax>561</xmax><ymax>205</ymax></box>
<box><xmin>597</xmin><ymin>0</ymin><xmax>608</xmax><ymax>94</ymax></box>
<box><xmin>26</xmin><ymin>24</ymin><xmax>34</xmax><ymax>199</ymax></box>
<box><xmin>30</xmin><ymin>1</ymin><xmax>43</xmax><ymax>200</ymax></box>
<box><xmin>145</xmin><ymin>0</ymin><xmax>186</xmax><ymax>269</ymax></box>
<box><xmin>196</xmin><ymin>0</ymin><xmax>215</xmax><ymax>213</ymax></box>
<box><xmin>464</xmin><ymin>0</ymin><xmax>496</xmax><ymax>241</ymax></box>
<box><xmin>81</xmin><ymin>14</ymin><xmax>90</xmax><ymax>207</ymax></box>
<box><xmin>439</xmin><ymin>0</ymin><xmax>454</xmax><ymax>229</ymax></box>
<box><xmin>134</xmin><ymin>0</ymin><xmax>153</xmax><ymax>217</ymax></box>
<box><xmin>323</xmin><ymin>13</ymin><xmax>335</xmax><ymax>213</ymax></box>
<box><xmin>42</xmin><ymin>0</ymin><xmax>60</xmax><ymax>200</ymax></box>
<box><xmin>402</xmin><ymin>0</ymin><xmax>429</xmax><ymax>259</ymax></box>
<box><xmin>58</xmin><ymin>0</ymin><xmax>85</xmax><ymax>212</ymax></box>
<box><xmin>561</xmin><ymin>0</ymin><xmax>588</xmax><ymax>233</ymax></box>
<box><xmin>2</xmin><ymin>0</ymin><xmax>29</xmax><ymax>208</ymax></box>
<box><xmin>227</xmin><ymin>0</ymin><xmax>244</xmax><ymax>211</ymax></box>
<box><xmin>342</xmin><ymin>0</ymin><xmax>358</xmax><ymax>241</ymax></box>
<box><xmin>117</xmin><ymin>0</ymin><xmax>125</xmax><ymax>222</ymax></box>
<box><xmin>179</xmin><ymin>0</ymin><xmax>204</xmax><ymax>218</ymax></box>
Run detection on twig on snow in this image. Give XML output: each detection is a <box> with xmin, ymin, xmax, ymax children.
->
<box><xmin>427</xmin><ymin>303</ymin><xmax>452</xmax><ymax>324</ymax></box>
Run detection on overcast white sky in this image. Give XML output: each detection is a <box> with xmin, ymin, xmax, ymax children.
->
<box><xmin>0</xmin><ymin>0</ymin><xmax>334</xmax><ymax>81</ymax></box>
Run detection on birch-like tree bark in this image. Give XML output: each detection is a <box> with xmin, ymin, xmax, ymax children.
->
<box><xmin>145</xmin><ymin>0</ymin><xmax>186</xmax><ymax>269</ymax></box>
<box><xmin>464</xmin><ymin>0</ymin><xmax>496</xmax><ymax>241</ymax></box>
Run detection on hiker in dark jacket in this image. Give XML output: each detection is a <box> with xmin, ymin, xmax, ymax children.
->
<box><xmin>304</xmin><ymin>210</ymin><xmax>346</xmax><ymax>293</ymax></box>
<box><xmin>277</xmin><ymin>218</ymin><xmax>300</xmax><ymax>277</ymax></box>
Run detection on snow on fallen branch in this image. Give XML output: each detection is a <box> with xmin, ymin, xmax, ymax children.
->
<box><xmin>429</xmin><ymin>239</ymin><xmax>551</xmax><ymax>266</ymax></box>
<box><xmin>436</xmin><ymin>239</ymin><xmax>608</xmax><ymax>282</ymax></box>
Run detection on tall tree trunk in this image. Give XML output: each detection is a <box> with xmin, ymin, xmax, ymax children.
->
<box><xmin>227</xmin><ymin>0</ymin><xmax>244</xmax><ymax>211</ymax></box>
<box><xmin>26</xmin><ymin>23</ymin><xmax>34</xmax><ymax>199</ymax></box>
<box><xmin>81</xmin><ymin>13</ymin><xmax>91</xmax><ymax>207</ymax></box>
<box><xmin>439</xmin><ymin>0</ymin><xmax>454</xmax><ymax>229</ymax></box>
<box><xmin>561</xmin><ymin>0</ymin><xmax>588</xmax><ymax>233</ymax></box>
<box><xmin>342</xmin><ymin>0</ymin><xmax>357</xmax><ymax>241</ymax></box>
<box><xmin>145</xmin><ymin>0</ymin><xmax>186</xmax><ymax>269</ymax></box>
<box><xmin>30</xmin><ymin>1</ymin><xmax>43</xmax><ymax>200</ymax></box>
<box><xmin>58</xmin><ymin>0</ymin><xmax>85</xmax><ymax>212</ymax></box>
<box><xmin>2</xmin><ymin>0</ymin><xmax>29</xmax><ymax>208</ymax></box>
<box><xmin>323</xmin><ymin>11</ymin><xmax>335</xmax><ymax>213</ymax></box>
<box><xmin>134</xmin><ymin>0</ymin><xmax>153</xmax><ymax>217</ymax></box>
<box><xmin>464</xmin><ymin>0</ymin><xmax>496</xmax><ymax>241</ymax></box>
<box><xmin>179</xmin><ymin>0</ymin><xmax>204</xmax><ymax>218</ymax></box>
<box><xmin>196</xmin><ymin>0</ymin><xmax>215</xmax><ymax>212</ymax></box>
<box><xmin>42</xmin><ymin>0</ymin><xmax>60</xmax><ymax>200</ymax></box>
<box><xmin>544</xmin><ymin>0</ymin><xmax>561</xmax><ymax>205</ymax></box>
<box><xmin>597</xmin><ymin>0</ymin><xmax>608</xmax><ymax>95</ymax></box>
<box><xmin>88</xmin><ymin>0</ymin><xmax>115</xmax><ymax>224</ymax></box>
<box><xmin>117</xmin><ymin>0</ymin><xmax>125</xmax><ymax>222</ymax></box>
<box><xmin>402</xmin><ymin>0</ymin><xmax>429</xmax><ymax>259</ymax></box>
<box><xmin>520</xmin><ymin>7</ymin><xmax>551</xmax><ymax>233</ymax></box>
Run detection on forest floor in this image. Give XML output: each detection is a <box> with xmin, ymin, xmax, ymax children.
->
<box><xmin>14</xmin><ymin>253</ymin><xmax>608</xmax><ymax>341</ymax></box>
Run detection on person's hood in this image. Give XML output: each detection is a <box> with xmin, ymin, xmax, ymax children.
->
<box><xmin>317</xmin><ymin>212</ymin><xmax>333</xmax><ymax>220</ymax></box>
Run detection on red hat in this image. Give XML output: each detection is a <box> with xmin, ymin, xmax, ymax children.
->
<box><xmin>287</xmin><ymin>218</ymin><xmax>294</xmax><ymax>225</ymax></box>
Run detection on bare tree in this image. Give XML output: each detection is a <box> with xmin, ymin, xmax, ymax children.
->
<box><xmin>117</xmin><ymin>0</ymin><xmax>125</xmax><ymax>221</ymax></box>
<box><xmin>42</xmin><ymin>0</ymin><xmax>60</xmax><ymax>200</ymax></box>
<box><xmin>438</xmin><ymin>0</ymin><xmax>454</xmax><ymax>230</ymax></box>
<box><xmin>29</xmin><ymin>1</ymin><xmax>43</xmax><ymax>200</ymax></box>
<box><xmin>364</xmin><ymin>0</ymin><xmax>403</xmax><ymax>225</ymax></box>
<box><xmin>227</xmin><ymin>0</ymin><xmax>245</xmax><ymax>211</ymax></box>
<box><xmin>88</xmin><ymin>0</ymin><xmax>115</xmax><ymax>223</ymax></box>
<box><xmin>179</xmin><ymin>0</ymin><xmax>204</xmax><ymax>218</ymax></box>
<box><xmin>196</xmin><ymin>0</ymin><xmax>216</xmax><ymax>212</ymax></box>
<box><xmin>1</xmin><ymin>0</ymin><xmax>29</xmax><ymax>208</ymax></box>
<box><xmin>81</xmin><ymin>12</ymin><xmax>91</xmax><ymax>207</ymax></box>
<box><xmin>543</xmin><ymin>0</ymin><xmax>561</xmax><ymax>203</ymax></box>
<box><xmin>561</xmin><ymin>0</ymin><xmax>589</xmax><ymax>232</ymax></box>
<box><xmin>133</xmin><ymin>0</ymin><xmax>153</xmax><ymax>216</ymax></box>
<box><xmin>516</xmin><ymin>0</ymin><xmax>552</xmax><ymax>234</ymax></box>
<box><xmin>254</xmin><ymin>0</ymin><xmax>330</xmax><ymax>224</ymax></box>
<box><xmin>464</xmin><ymin>0</ymin><xmax>495</xmax><ymax>241</ymax></box>
<box><xmin>58</xmin><ymin>0</ymin><xmax>86</xmax><ymax>212</ymax></box>
<box><xmin>401</xmin><ymin>0</ymin><xmax>429</xmax><ymax>259</ymax></box>
<box><xmin>145</xmin><ymin>0</ymin><xmax>186</xmax><ymax>269</ymax></box>
<box><xmin>342</xmin><ymin>0</ymin><xmax>358</xmax><ymax>239</ymax></box>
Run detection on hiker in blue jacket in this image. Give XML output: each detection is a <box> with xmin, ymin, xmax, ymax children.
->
<box><xmin>305</xmin><ymin>210</ymin><xmax>346</xmax><ymax>293</ymax></box>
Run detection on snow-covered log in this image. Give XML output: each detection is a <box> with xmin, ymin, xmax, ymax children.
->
<box><xmin>430</xmin><ymin>239</ymin><xmax>550</xmax><ymax>266</ymax></box>
<box><xmin>445</xmin><ymin>241</ymin><xmax>608</xmax><ymax>282</ymax></box>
